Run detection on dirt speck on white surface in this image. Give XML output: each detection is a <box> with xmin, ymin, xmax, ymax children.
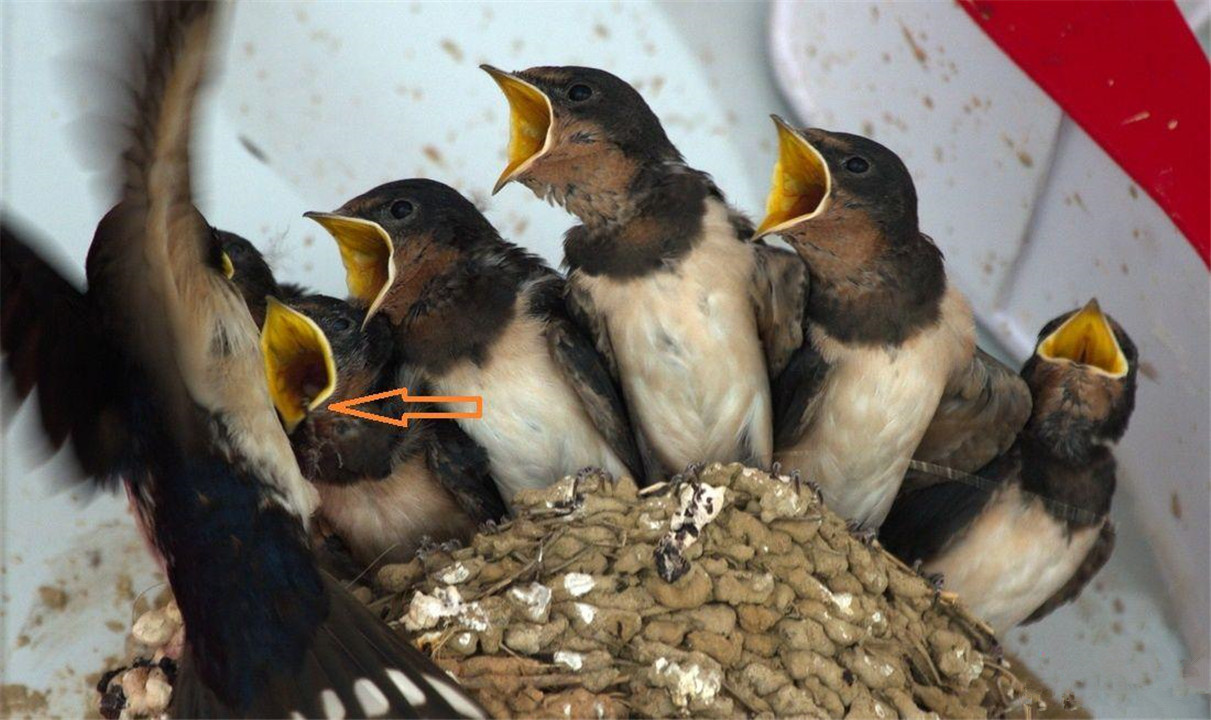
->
<box><xmin>1</xmin><ymin>684</ymin><xmax>50</xmax><ymax>717</ymax></box>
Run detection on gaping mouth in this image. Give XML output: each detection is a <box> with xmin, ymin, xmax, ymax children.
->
<box><xmin>304</xmin><ymin>212</ymin><xmax>394</xmax><ymax>323</ymax></box>
<box><xmin>261</xmin><ymin>298</ymin><xmax>337</xmax><ymax>433</ymax></box>
<box><xmin>481</xmin><ymin>64</ymin><xmax>554</xmax><ymax>194</ymax></box>
<box><xmin>754</xmin><ymin>115</ymin><xmax>831</xmax><ymax>239</ymax></box>
<box><xmin>1038</xmin><ymin>299</ymin><xmax>1128</xmax><ymax>377</ymax></box>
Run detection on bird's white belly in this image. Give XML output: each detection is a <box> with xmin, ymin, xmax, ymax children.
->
<box><xmin>776</xmin><ymin>338</ymin><xmax>950</xmax><ymax>528</ymax></box>
<box><xmin>612</xmin><ymin>289</ymin><xmax>769</xmax><ymax>472</ymax></box>
<box><xmin>436</xmin><ymin>316</ymin><xmax>626</xmax><ymax>506</ymax></box>
<box><xmin>579</xmin><ymin>206</ymin><xmax>771</xmax><ymax>474</ymax></box>
<box><xmin>315</xmin><ymin>455</ymin><xmax>473</xmax><ymax>565</ymax></box>
<box><xmin>925</xmin><ymin>485</ymin><xmax>1103</xmax><ymax>633</ymax></box>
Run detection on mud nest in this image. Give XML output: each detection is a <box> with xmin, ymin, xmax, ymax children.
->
<box><xmin>373</xmin><ymin>464</ymin><xmax>1041</xmax><ymax>719</ymax></box>
<box><xmin>100</xmin><ymin>464</ymin><xmax>1044</xmax><ymax>719</ymax></box>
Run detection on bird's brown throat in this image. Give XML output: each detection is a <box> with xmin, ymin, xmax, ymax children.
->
<box><xmin>376</xmin><ymin>241</ymin><xmax>463</xmax><ymax>328</ymax></box>
<box><xmin>524</xmin><ymin>143</ymin><xmax>643</xmax><ymax>230</ymax></box>
<box><xmin>793</xmin><ymin>216</ymin><xmax>946</xmax><ymax>346</ymax></box>
<box><xmin>562</xmin><ymin>164</ymin><xmax>712</xmax><ymax>279</ymax></box>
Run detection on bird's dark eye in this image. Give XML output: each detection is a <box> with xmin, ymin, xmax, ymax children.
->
<box><xmin>329</xmin><ymin>315</ymin><xmax>353</xmax><ymax>333</ymax></box>
<box><xmin>568</xmin><ymin>84</ymin><xmax>593</xmax><ymax>102</ymax></box>
<box><xmin>844</xmin><ymin>157</ymin><xmax>870</xmax><ymax>174</ymax></box>
<box><xmin>390</xmin><ymin>200</ymin><xmax>414</xmax><ymax>219</ymax></box>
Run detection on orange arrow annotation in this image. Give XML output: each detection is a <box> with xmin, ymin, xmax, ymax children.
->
<box><xmin>327</xmin><ymin>387</ymin><xmax>483</xmax><ymax>428</ymax></box>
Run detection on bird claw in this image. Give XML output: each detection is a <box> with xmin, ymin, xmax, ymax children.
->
<box><xmin>770</xmin><ymin>461</ymin><xmax>783</xmax><ymax>477</ymax></box>
<box><xmin>669</xmin><ymin>461</ymin><xmax>704</xmax><ymax>487</ymax></box>
<box><xmin>414</xmin><ymin>535</ymin><xmax>439</xmax><ymax>558</ymax></box>
<box><xmin>845</xmin><ymin>519</ymin><xmax>878</xmax><ymax>546</ymax></box>
<box><xmin>908</xmin><ymin>559</ymin><xmax>946</xmax><ymax>591</ymax></box>
<box><xmin>789</xmin><ymin>470</ymin><xmax>823</xmax><ymax>503</ymax></box>
<box><xmin>554</xmin><ymin>468</ymin><xmax>595</xmax><ymax>511</ymax></box>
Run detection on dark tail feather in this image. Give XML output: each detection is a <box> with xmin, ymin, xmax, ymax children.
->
<box><xmin>171</xmin><ymin>574</ymin><xmax>485</xmax><ymax>719</ymax></box>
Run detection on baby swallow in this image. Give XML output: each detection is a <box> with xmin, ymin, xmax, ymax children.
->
<box><xmin>483</xmin><ymin>65</ymin><xmax>807</xmax><ymax>478</ymax></box>
<box><xmin>0</xmin><ymin>4</ymin><xmax>482</xmax><ymax>717</ymax></box>
<box><xmin>306</xmin><ymin>179</ymin><xmax>645</xmax><ymax>505</ymax></box>
<box><xmin>218</xmin><ymin>230</ymin><xmax>305</xmax><ymax>326</ymax></box>
<box><xmin>756</xmin><ymin>117</ymin><xmax>1031</xmax><ymax>528</ymax></box>
<box><xmin>261</xmin><ymin>294</ymin><xmax>506</xmax><ymax>567</ymax></box>
<box><xmin>880</xmin><ymin>301</ymin><xmax>1137</xmax><ymax>633</ymax></box>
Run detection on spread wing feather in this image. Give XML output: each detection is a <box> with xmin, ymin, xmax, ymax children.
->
<box><xmin>0</xmin><ymin>220</ymin><xmax>130</xmax><ymax>486</ymax></box>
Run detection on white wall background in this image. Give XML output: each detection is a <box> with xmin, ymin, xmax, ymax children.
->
<box><xmin>2</xmin><ymin>2</ymin><xmax>1207</xmax><ymax>717</ymax></box>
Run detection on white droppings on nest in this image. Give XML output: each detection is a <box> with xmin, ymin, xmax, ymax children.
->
<box><xmin>554</xmin><ymin>651</ymin><xmax>583</xmax><ymax>671</ymax></box>
<box><xmin>651</xmin><ymin>657</ymin><xmax>722</xmax><ymax>708</ymax></box>
<box><xmin>436</xmin><ymin>562</ymin><xmax>473</xmax><ymax>585</ymax></box>
<box><xmin>404</xmin><ymin>586</ymin><xmax>488</xmax><ymax>632</ymax></box>
<box><xmin>951</xmin><ymin>647</ymin><xmax>984</xmax><ymax>685</ymax></box>
<box><xmin>573</xmin><ymin>602</ymin><xmax>597</xmax><ymax>625</ymax></box>
<box><xmin>508</xmin><ymin>583</ymin><xmax>552</xmax><ymax>622</ymax></box>
<box><xmin>637</xmin><ymin>513</ymin><xmax>664</xmax><ymax>532</ymax></box>
<box><xmin>671</xmin><ymin>482</ymin><xmax>726</xmax><ymax>534</ymax></box>
<box><xmin>403</xmin><ymin>586</ymin><xmax>466</xmax><ymax>631</ymax></box>
<box><xmin>831</xmin><ymin>591</ymin><xmax>855</xmax><ymax>615</ymax></box>
<box><xmin>755</xmin><ymin>476</ymin><xmax>809</xmax><ymax>521</ymax></box>
<box><xmin>460</xmin><ymin>602</ymin><xmax>490</xmax><ymax>632</ymax></box>
<box><xmin>563</xmin><ymin>573</ymin><xmax>595</xmax><ymax>597</ymax></box>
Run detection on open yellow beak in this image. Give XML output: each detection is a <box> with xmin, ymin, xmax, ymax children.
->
<box><xmin>481</xmin><ymin>64</ymin><xmax>554</xmax><ymax>194</ymax></box>
<box><xmin>754</xmin><ymin>115</ymin><xmax>831</xmax><ymax>239</ymax></box>
<box><xmin>304</xmin><ymin>212</ymin><xmax>394</xmax><ymax>324</ymax></box>
<box><xmin>220</xmin><ymin>250</ymin><xmax>235</xmax><ymax>279</ymax></box>
<box><xmin>261</xmin><ymin>298</ymin><xmax>338</xmax><ymax>433</ymax></box>
<box><xmin>1038</xmin><ymin>299</ymin><xmax>1128</xmax><ymax>377</ymax></box>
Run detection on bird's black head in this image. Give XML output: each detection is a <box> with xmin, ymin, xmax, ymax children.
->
<box><xmin>481</xmin><ymin>64</ymin><xmax>681</xmax><ymax>220</ymax></box>
<box><xmin>1020</xmin><ymin>299</ymin><xmax>1139</xmax><ymax>462</ymax></box>
<box><xmin>755</xmin><ymin>117</ymin><xmax>919</xmax><ymax>262</ymax></box>
<box><xmin>305</xmin><ymin>179</ymin><xmax>500</xmax><ymax>325</ymax></box>
<box><xmin>260</xmin><ymin>294</ymin><xmax>392</xmax><ymax>434</ymax></box>
<box><xmin>218</xmin><ymin>231</ymin><xmax>279</xmax><ymax>327</ymax></box>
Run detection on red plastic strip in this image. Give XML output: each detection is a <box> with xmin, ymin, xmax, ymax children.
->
<box><xmin>958</xmin><ymin>0</ymin><xmax>1210</xmax><ymax>267</ymax></box>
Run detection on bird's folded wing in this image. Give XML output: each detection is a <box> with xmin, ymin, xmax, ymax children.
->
<box><xmin>0</xmin><ymin>221</ymin><xmax>129</xmax><ymax>486</ymax></box>
<box><xmin>771</xmin><ymin>335</ymin><xmax>831</xmax><ymax>450</ymax></box>
<box><xmin>428</xmin><ymin>421</ymin><xmax>508</xmax><ymax>525</ymax></box>
<box><xmin>1023</xmin><ymin>520</ymin><xmax>1116</xmax><ymax>625</ymax></box>
<box><xmin>544</xmin><ymin>277</ymin><xmax>646</xmax><ymax>484</ymax></box>
<box><xmin>878</xmin><ymin>468</ymin><xmax>1003</xmax><ymax>565</ymax></box>
<box><xmin>914</xmin><ymin>347</ymin><xmax>1033</xmax><ymax>473</ymax></box>
<box><xmin>749</xmin><ymin>240</ymin><xmax>809</xmax><ymax>378</ymax></box>
<box><xmin>565</xmin><ymin>278</ymin><xmax>619</xmax><ymax>378</ymax></box>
